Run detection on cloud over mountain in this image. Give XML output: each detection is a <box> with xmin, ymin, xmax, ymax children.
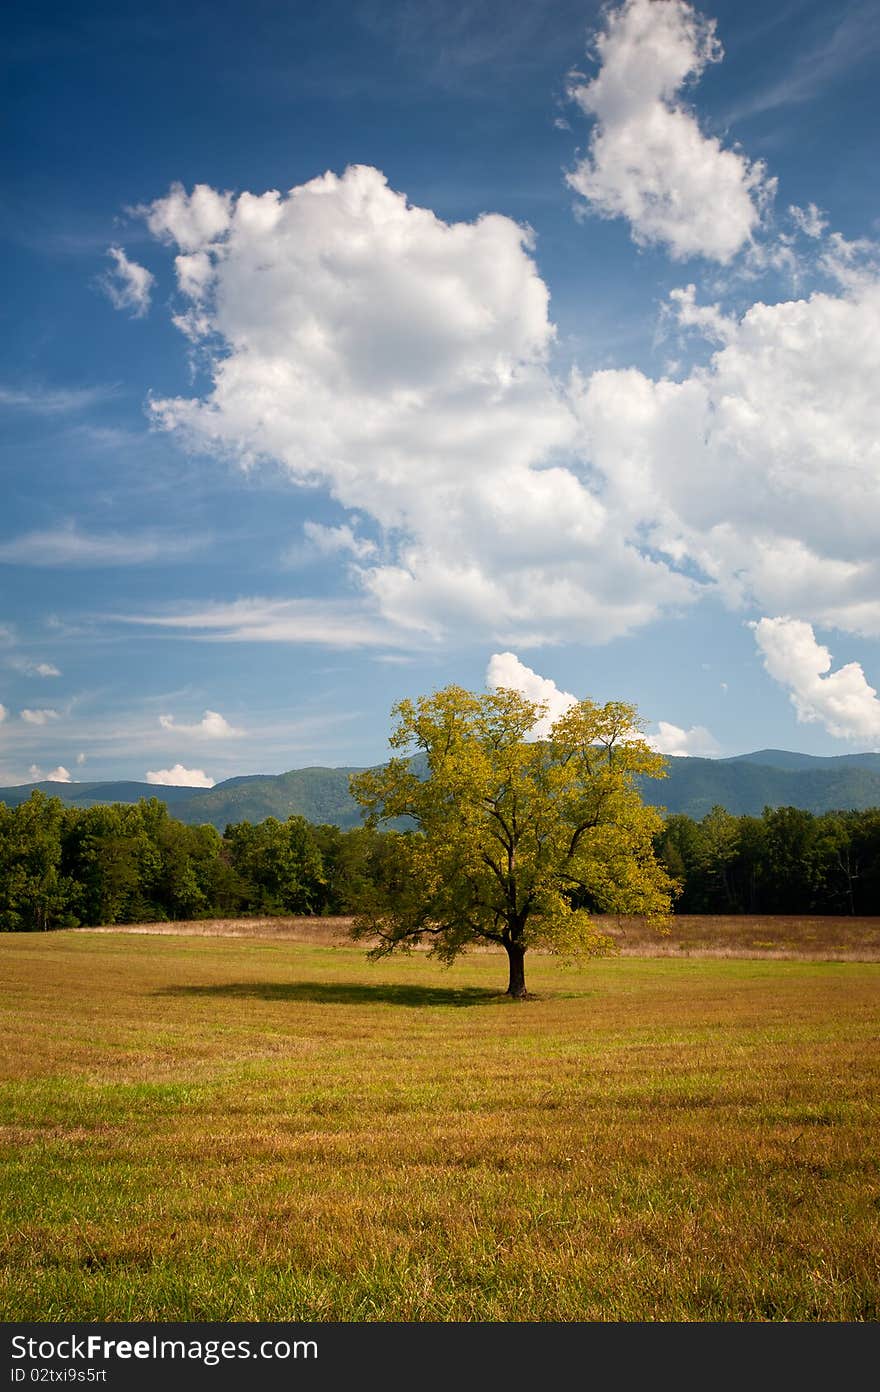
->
<box><xmin>646</xmin><ymin>721</ymin><xmax>720</xmax><ymax>757</ymax></box>
<box><xmin>752</xmin><ymin>617</ymin><xmax>880</xmax><ymax>743</ymax></box>
<box><xmin>146</xmin><ymin>764</ymin><xmax>215</xmax><ymax>788</ymax></box>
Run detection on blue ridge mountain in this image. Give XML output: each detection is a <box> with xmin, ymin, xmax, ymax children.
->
<box><xmin>3</xmin><ymin>751</ymin><xmax>880</xmax><ymax>828</ymax></box>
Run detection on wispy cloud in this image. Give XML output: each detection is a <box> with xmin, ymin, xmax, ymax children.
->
<box><xmin>8</xmin><ymin>657</ymin><xmax>61</xmax><ymax>677</ymax></box>
<box><xmin>726</xmin><ymin>2</ymin><xmax>880</xmax><ymax>123</ymax></box>
<box><xmin>302</xmin><ymin>521</ymin><xmax>378</xmax><ymax>561</ymax></box>
<box><xmin>0</xmin><ymin>383</ymin><xmax>118</xmax><ymax>414</ymax></box>
<box><xmin>20</xmin><ymin>708</ymin><xmax>60</xmax><ymax>725</ymax></box>
<box><xmin>0</xmin><ymin>522</ymin><xmax>207</xmax><ymax>567</ymax></box>
<box><xmin>99</xmin><ymin>246</ymin><xmax>155</xmax><ymax>317</ymax></box>
<box><xmin>358</xmin><ymin>0</ymin><xmax>573</xmax><ymax>83</ymax></box>
<box><xmin>113</xmin><ymin>597</ymin><xmax>409</xmax><ymax>648</ymax></box>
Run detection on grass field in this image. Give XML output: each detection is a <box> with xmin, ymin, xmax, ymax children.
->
<box><xmin>1</xmin><ymin>920</ymin><xmax>879</xmax><ymax>1321</ymax></box>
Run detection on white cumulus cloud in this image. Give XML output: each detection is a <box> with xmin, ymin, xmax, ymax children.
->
<box><xmin>485</xmin><ymin>651</ymin><xmax>718</xmax><ymax>753</ymax></box>
<box><xmin>128</xmin><ymin>150</ymin><xmax>879</xmax><ymax>661</ymax></box>
<box><xmin>566</xmin><ymin>0</ymin><xmax>774</xmax><ymax>262</ymax></box>
<box><xmin>26</xmin><ymin>764</ymin><xmax>72</xmax><ymax>783</ymax></box>
<box><xmin>577</xmin><ymin>269</ymin><xmax>880</xmax><ymax>636</ymax></box>
<box><xmin>146</xmin><ymin>764</ymin><xmax>216</xmax><ymax>787</ymax></box>
<box><xmin>141</xmin><ymin>164</ymin><xmax>693</xmax><ymax>646</ymax></box>
<box><xmin>751</xmin><ymin>617</ymin><xmax>880</xmax><ymax>743</ymax></box>
<box><xmin>158</xmin><ymin>709</ymin><xmax>241</xmax><ymax>738</ymax></box>
<box><xmin>101</xmin><ymin>246</ymin><xmax>154</xmax><ymax>317</ymax></box>
<box><xmin>645</xmin><ymin>721</ymin><xmax>719</xmax><ymax>757</ymax></box>
<box><xmin>486</xmin><ymin>651</ymin><xmax>579</xmax><ymax>738</ymax></box>
<box><xmin>145</xmin><ymin>181</ymin><xmax>233</xmax><ymax>253</ymax></box>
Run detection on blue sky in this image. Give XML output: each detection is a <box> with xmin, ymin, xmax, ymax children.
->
<box><xmin>2</xmin><ymin>0</ymin><xmax>880</xmax><ymax>787</ymax></box>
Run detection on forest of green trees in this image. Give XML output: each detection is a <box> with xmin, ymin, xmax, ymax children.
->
<box><xmin>0</xmin><ymin>790</ymin><xmax>878</xmax><ymax>931</ymax></box>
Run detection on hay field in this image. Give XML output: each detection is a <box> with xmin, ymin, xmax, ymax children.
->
<box><xmin>85</xmin><ymin>912</ymin><xmax>880</xmax><ymax>960</ymax></box>
<box><xmin>1</xmin><ymin>926</ymin><xmax>878</xmax><ymax>1321</ymax></box>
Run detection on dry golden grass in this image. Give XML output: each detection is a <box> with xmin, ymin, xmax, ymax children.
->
<box><xmin>1</xmin><ymin>928</ymin><xmax>878</xmax><ymax>1321</ymax></box>
<box><xmin>84</xmin><ymin>914</ymin><xmax>358</xmax><ymax>945</ymax></box>
<box><xmin>605</xmin><ymin>913</ymin><xmax>880</xmax><ymax>960</ymax></box>
<box><xmin>86</xmin><ymin>912</ymin><xmax>880</xmax><ymax>960</ymax></box>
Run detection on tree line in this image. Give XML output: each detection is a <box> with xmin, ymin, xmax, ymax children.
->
<box><xmin>1</xmin><ymin>790</ymin><xmax>878</xmax><ymax>932</ymax></box>
<box><xmin>656</xmin><ymin>804</ymin><xmax>880</xmax><ymax>916</ymax></box>
<box><xmin>0</xmin><ymin>792</ymin><xmax>397</xmax><ymax>931</ymax></box>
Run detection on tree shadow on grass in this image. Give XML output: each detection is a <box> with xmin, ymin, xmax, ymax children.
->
<box><xmin>156</xmin><ymin>981</ymin><xmax>503</xmax><ymax>1008</ymax></box>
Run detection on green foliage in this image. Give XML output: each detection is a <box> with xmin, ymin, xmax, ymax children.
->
<box><xmin>654</xmin><ymin>804</ymin><xmax>880</xmax><ymax>915</ymax></box>
<box><xmin>222</xmin><ymin>815</ymin><xmax>326</xmax><ymax>914</ymax></box>
<box><xmin>350</xmin><ymin>684</ymin><xmax>676</xmax><ymax>995</ymax></box>
<box><xmin>62</xmin><ymin>801</ymin><xmax>166</xmax><ymax>925</ymax></box>
<box><xmin>0</xmin><ymin>788</ymin><xmax>415</xmax><ymax>932</ymax></box>
<box><xmin>0</xmin><ymin>795</ymin><xmax>339</xmax><ymax>929</ymax></box>
<box><xmin>0</xmin><ymin>792</ymin><xmax>74</xmax><ymax>931</ymax></box>
<box><xmin>310</xmin><ymin>824</ymin><xmax>407</xmax><ymax>914</ymax></box>
<box><xmin>1</xmin><ymin>777</ymin><xmax>878</xmax><ymax>938</ymax></box>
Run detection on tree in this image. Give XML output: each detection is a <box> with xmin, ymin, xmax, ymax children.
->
<box><xmin>349</xmin><ymin>684</ymin><xmax>676</xmax><ymax>998</ymax></box>
<box><xmin>63</xmin><ymin>802</ymin><xmax>162</xmax><ymax>925</ymax></box>
<box><xmin>310</xmin><ymin>823</ymin><xmax>399</xmax><ymax>915</ymax></box>
<box><xmin>697</xmin><ymin>805</ymin><xmax>742</xmax><ymax>912</ymax></box>
<box><xmin>761</xmin><ymin>805</ymin><xmax>821</xmax><ymax>913</ymax></box>
<box><xmin>0</xmin><ymin>792</ymin><xmax>74</xmax><ymax>931</ymax></box>
<box><xmin>654</xmin><ymin>813</ymin><xmax>707</xmax><ymax>911</ymax></box>
<box><xmin>224</xmin><ymin>815</ymin><xmax>325</xmax><ymax>914</ymax></box>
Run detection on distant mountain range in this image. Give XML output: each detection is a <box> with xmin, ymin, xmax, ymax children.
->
<box><xmin>3</xmin><ymin>749</ymin><xmax>880</xmax><ymax>829</ymax></box>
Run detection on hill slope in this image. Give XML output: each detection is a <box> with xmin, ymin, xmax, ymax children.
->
<box><xmin>0</xmin><ymin>779</ymin><xmax>198</xmax><ymax>809</ymax></box>
<box><xmin>653</xmin><ymin>757</ymin><xmax>880</xmax><ymax>819</ymax></box>
<box><xmin>725</xmin><ymin>749</ymin><xmax>880</xmax><ymax>773</ymax></box>
<box><xmin>3</xmin><ymin>751</ymin><xmax>880</xmax><ymax>828</ymax></box>
<box><xmin>176</xmin><ymin>767</ymin><xmax>368</xmax><ymax>830</ymax></box>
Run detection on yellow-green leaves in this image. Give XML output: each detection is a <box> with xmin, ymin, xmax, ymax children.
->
<box><xmin>349</xmin><ymin>685</ymin><xmax>676</xmax><ymax>992</ymax></box>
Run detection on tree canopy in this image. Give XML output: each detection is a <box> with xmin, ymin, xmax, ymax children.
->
<box><xmin>349</xmin><ymin>684</ymin><xmax>676</xmax><ymax>997</ymax></box>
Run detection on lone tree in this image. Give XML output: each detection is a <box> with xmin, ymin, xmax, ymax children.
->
<box><xmin>349</xmin><ymin>684</ymin><xmax>676</xmax><ymax>998</ymax></box>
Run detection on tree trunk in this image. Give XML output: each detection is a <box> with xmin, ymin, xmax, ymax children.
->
<box><xmin>504</xmin><ymin>939</ymin><xmax>528</xmax><ymax>999</ymax></box>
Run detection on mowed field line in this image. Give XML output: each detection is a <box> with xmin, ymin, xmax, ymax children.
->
<box><xmin>1</xmin><ymin>928</ymin><xmax>879</xmax><ymax>1321</ymax></box>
